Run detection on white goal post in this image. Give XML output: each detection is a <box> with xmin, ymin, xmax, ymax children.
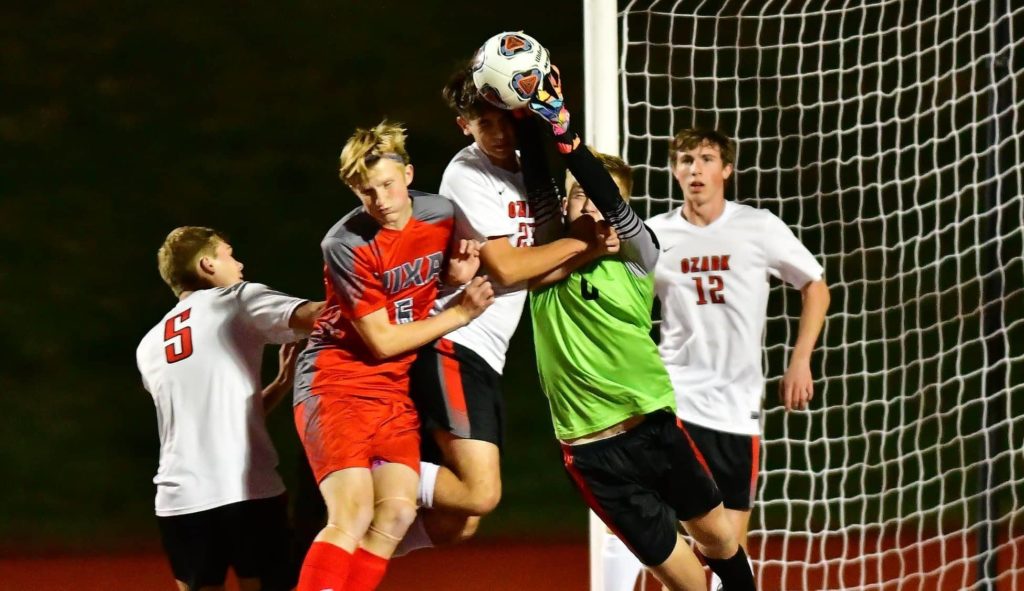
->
<box><xmin>583</xmin><ymin>1</ymin><xmax>1024</xmax><ymax>590</ymax></box>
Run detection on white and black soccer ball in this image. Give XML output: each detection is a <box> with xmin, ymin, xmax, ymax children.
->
<box><xmin>472</xmin><ymin>31</ymin><xmax>551</xmax><ymax>110</ymax></box>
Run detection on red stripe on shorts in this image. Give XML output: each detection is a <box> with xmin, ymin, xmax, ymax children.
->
<box><xmin>436</xmin><ymin>339</ymin><xmax>470</xmax><ymax>437</ymax></box>
<box><xmin>675</xmin><ymin>418</ymin><xmax>714</xmax><ymax>478</ymax></box>
<box><xmin>749</xmin><ymin>435</ymin><xmax>761</xmax><ymax>506</ymax></box>
<box><xmin>560</xmin><ymin>444</ymin><xmax>640</xmax><ymax>558</ymax></box>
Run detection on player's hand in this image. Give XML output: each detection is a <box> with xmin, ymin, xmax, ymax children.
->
<box><xmin>274</xmin><ymin>341</ymin><xmax>303</xmax><ymax>387</ymax></box>
<box><xmin>455</xmin><ymin>276</ymin><xmax>495</xmax><ymax>322</ymax></box>
<box><xmin>528</xmin><ymin>65</ymin><xmax>581</xmax><ymax>153</ymax></box>
<box><xmin>780</xmin><ymin>358</ymin><xmax>814</xmax><ymax>411</ymax></box>
<box><xmin>593</xmin><ymin>220</ymin><xmax>621</xmax><ymax>257</ymax></box>
<box><xmin>446</xmin><ymin>239</ymin><xmax>482</xmax><ymax>285</ymax></box>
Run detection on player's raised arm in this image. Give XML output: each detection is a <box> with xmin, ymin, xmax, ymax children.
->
<box><xmin>511</xmin><ymin>109</ymin><xmax>619</xmax><ymax>290</ymax></box>
<box><xmin>528</xmin><ymin>66</ymin><xmax>660</xmax><ymax>276</ymax></box>
<box><xmin>513</xmin><ymin>111</ymin><xmax>564</xmax><ymax>246</ymax></box>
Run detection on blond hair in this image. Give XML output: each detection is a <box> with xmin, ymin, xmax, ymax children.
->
<box><xmin>157</xmin><ymin>226</ymin><xmax>225</xmax><ymax>297</ymax></box>
<box><xmin>565</xmin><ymin>148</ymin><xmax>634</xmax><ymax>201</ymax></box>
<box><xmin>338</xmin><ymin>120</ymin><xmax>411</xmax><ymax>186</ymax></box>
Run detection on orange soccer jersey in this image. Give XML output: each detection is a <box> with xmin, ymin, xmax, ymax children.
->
<box><xmin>292</xmin><ymin>192</ymin><xmax>453</xmax><ymax>478</ymax></box>
<box><xmin>295</xmin><ymin>192</ymin><xmax>454</xmax><ymax>403</ymax></box>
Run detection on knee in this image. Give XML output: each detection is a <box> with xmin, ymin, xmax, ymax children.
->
<box><xmin>691</xmin><ymin>525</ymin><xmax>737</xmax><ymax>560</ymax></box>
<box><xmin>465</xmin><ymin>481</ymin><xmax>501</xmax><ymax>515</ymax></box>
<box><xmin>372</xmin><ymin>498</ymin><xmax>419</xmax><ymax>537</ymax></box>
<box><xmin>325</xmin><ymin>495</ymin><xmax>375</xmax><ymax>536</ymax></box>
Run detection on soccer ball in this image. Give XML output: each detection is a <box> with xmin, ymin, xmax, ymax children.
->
<box><xmin>472</xmin><ymin>31</ymin><xmax>551</xmax><ymax>110</ymax></box>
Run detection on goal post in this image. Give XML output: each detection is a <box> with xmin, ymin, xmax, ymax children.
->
<box><xmin>583</xmin><ymin>1</ymin><xmax>1024</xmax><ymax>590</ymax></box>
<box><xmin>583</xmin><ymin>4</ymin><xmax>621</xmax><ymax>590</ymax></box>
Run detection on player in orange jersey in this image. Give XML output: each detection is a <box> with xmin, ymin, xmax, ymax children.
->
<box><xmin>292</xmin><ymin>121</ymin><xmax>494</xmax><ymax>591</ymax></box>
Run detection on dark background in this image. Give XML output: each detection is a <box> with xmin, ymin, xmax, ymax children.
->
<box><xmin>1</xmin><ymin>1</ymin><xmax>590</xmax><ymax>552</ymax></box>
<box><xmin>4</xmin><ymin>0</ymin><xmax>1022</xmax><ymax>561</ymax></box>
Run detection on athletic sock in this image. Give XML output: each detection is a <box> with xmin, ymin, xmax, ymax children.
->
<box><xmin>296</xmin><ymin>541</ymin><xmax>352</xmax><ymax>591</ymax></box>
<box><xmin>418</xmin><ymin>462</ymin><xmax>440</xmax><ymax>508</ymax></box>
<box><xmin>392</xmin><ymin>512</ymin><xmax>434</xmax><ymax>557</ymax></box>
<box><xmin>603</xmin><ymin>533</ymin><xmax>645</xmax><ymax>591</ymax></box>
<box><xmin>709</xmin><ymin>553</ymin><xmax>752</xmax><ymax>591</ymax></box>
<box><xmin>704</xmin><ymin>546</ymin><xmax>755</xmax><ymax>591</ymax></box>
<box><xmin>344</xmin><ymin>547</ymin><xmax>389</xmax><ymax>591</ymax></box>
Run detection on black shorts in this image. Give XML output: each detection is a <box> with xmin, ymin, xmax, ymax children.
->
<box><xmin>561</xmin><ymin>411</ymin><xmax>722</xmax><ymax>567</ymax></box>
<box><xmin>681</xmin><ymin>419</ymin><xmax>761</xmax><ymax>510</ymax></box>
<box><xmin>409</xmin><ymin>338</ymin><xmax>504</xmax><ymax>463</ymax></box>
<box><xmin>157</xmin><ymin>494</ymin><xmax>295</xmax><ymax>591</ymax></box>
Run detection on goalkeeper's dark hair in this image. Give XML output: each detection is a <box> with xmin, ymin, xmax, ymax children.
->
<box><xmin>442</xmin><ymin>61</ymin><xmax>492</xmax><ymax>119</ymax></box>
<box><xmin>670</xmin><ymin>128</ymin><xmax>737</xmax><ymax>168</ymax></box>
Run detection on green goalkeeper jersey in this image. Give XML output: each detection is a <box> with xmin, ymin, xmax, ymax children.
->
<box><xmin>530</xmin><ymin>256</ymin><xmax>676</xmax><ymax>440</ymax></box>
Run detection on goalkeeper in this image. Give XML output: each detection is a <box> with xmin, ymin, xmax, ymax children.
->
<box><xmin>520</xmin><ymin>67</ymin><xmax>757</xmax><ymax>591</ymax></box>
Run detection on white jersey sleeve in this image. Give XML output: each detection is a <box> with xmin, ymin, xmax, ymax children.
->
<box><xmin>440</xmin><ymin>158</ymin><xmax>519</xmax><ymax>240</ymax></box>
<box><xmin>235</xmin><ymin>282</ymin><xmax>309</xmax><ymax>344</ymax></box>
<box><xmin>433</xmin><ymin>143</ymin><xmax>534</xmax><ymax>374</ymax></box>
<box><xmin>761</xmin><ymin>211</ymin><xmax>824</xmax><ymax>288</ymax></box>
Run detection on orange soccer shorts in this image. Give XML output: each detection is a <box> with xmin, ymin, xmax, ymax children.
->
<box><xmin>294</xmin><ymin>393</ymin><xmax>421</xmax><ymax>483</ymax></box>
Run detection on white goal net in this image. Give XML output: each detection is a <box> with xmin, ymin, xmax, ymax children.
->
<box><xmin>587</xmin><ymin>1</ymin><xmax>1024</xmax><ymax>589</ymax></box>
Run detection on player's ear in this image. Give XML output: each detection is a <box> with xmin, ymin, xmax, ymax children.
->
<box><xmin>722</xmin><ymin>163</ymin><xmax>733</xmax><ymax>181</ymax></box>
<box><xmin>404</xmin><ymin>163</ymin><xmax>414</xmax><ymax>186</ymax></box>
<box><xmin>197</xmin><ymin>255</ymin><xmax>215</xmax><ymax>276</ymax></box>
<box><xmin>456</xmin><ymin>116</ymin><xmax>472</xmax><ymax>136</ymax></box>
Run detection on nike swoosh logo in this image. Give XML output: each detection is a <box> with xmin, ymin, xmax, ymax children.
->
<box><xmin>661</xmin><ymin>242</ymin><xmax>683</xmax><ymax>254</ymax></box>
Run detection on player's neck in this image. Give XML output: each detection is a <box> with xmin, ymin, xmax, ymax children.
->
<box><xmin>482</xmin><ymin>148</ymin><xmax>519</xmax><ymax>173</ymax></box>
<box><xmin>681</xmin><ymin>197</ymin><xmax>726</xmax><ymax>227</ymax></box>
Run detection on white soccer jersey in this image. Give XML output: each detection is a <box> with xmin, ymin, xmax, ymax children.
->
<box><xmin>136</xmin><ymin>282</ymin><xmax>307</xmax><ymax>516</ymax></box>
<box><xmin>646</xmin><ymin>201</ymin><xmax>824</xmax><ymax>435</ymax></box>
<box><xmin>434</xmin><ymin>143</ymin><xmax>534</xmax><ymax>374</ymax></box>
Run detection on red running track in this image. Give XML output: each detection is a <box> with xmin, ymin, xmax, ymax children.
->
<box><xmin>0</xmin><ymin>535</ymin><xmax>1020</xmax><ymax>591</ymax></box>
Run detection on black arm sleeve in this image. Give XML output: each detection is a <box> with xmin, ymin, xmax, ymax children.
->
<box><xmin>561</xmin><ymin>144</ymin><xmax>660</xmax><ymax>274</ymax></box>
<box><xmin>515</xmin><ymin>115</ymin><xmax>564</xmax><ymax>245</ymax></box>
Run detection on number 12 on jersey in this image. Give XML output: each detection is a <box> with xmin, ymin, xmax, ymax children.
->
<box><xmin>693</xmin><ymin>275</ymin><xmax>725</xmax><ymax>305</ymax></box>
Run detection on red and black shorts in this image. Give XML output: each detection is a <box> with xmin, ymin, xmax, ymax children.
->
<box><xmin>678</xmin><ymin>419</ymin><xmax>761</xmax><ymax>510</ymax></box>
<box><xmin>409</xmin><ymin>338</ymin><xmax>505</xmax><ymax>463</ymax></box>
<box><xmin>157</xmin><ymin>494</ymin><xmax>294</xmax><ymax>591</ymax></box>
<box><xmin>561</xmin><ymin>411</ymin><xmax>722</xmax><ymax>567</ymax></box>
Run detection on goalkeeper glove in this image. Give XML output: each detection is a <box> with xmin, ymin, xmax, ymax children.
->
<box><xmin>528</xmin><ymin>66</ymin><xmax>582</xmax><ymax>154</ymax></box>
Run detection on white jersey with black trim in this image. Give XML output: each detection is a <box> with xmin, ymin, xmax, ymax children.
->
<box><xmin>136</xmin><ymin>282</ymin><xmax>307</xmax><ymax>516</ymax></box>
<box><xmin>646</xmin><ymin>201</ymin><xmax>824</xmax><ymax>435</ymax></box>
<box><xmin>434</xmin><ymin>143</ymin><xmax>534</xmax><ymax>374</ymax></box>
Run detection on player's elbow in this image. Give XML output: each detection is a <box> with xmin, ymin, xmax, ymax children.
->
<box><xmin>486</xmin><ymin>266</ymin><xmax>522</xmax><ymax>287</ymax></box>
<box><xmin>362</xmin><ymin>335</ymin><xmax>395</xmax><ymax>360</ymax></box>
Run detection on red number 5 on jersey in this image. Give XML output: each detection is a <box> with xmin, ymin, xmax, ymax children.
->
<box><xmin>164</xmin><ymin>309</ymin><xmax>194</xmax><ymax>363</ymax></box>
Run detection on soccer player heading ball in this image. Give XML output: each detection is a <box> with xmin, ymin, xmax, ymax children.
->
<box><xmin>520</xmin><ymin>66</ymin><xmax>758</xmax><ymax>591</ymax></box>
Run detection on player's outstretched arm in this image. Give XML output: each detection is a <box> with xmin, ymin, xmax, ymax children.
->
<box><xmin>779</xmin><ymin>278</ymin><xmax>830</xmax><ymax>410</ymax></box>
<box><xmin>289</xmin><ymin>300</ymin><xmax>326</xmax><ymax>332</ymax></box>
<box><xmin>261</xmin><ymin>341</ymin><xmax>303</xmax><ymax>412</ymax></box>
<box><xmin>478</xmin><ymin>232</ymin><xmax>589</xmax><ymax>286</ymax></box>
<box><xmin>528</xmin><ymin>66</ymin><xmax>660</xmax><ymax>275</ymax></box>
<box><xmin>528</xmin><ymin>217</ymin><xmax>620</xmax><ymax>290</ymax></box>
<box><xmin>352</xmin><ymin>276</ymin><xmax>495</xmax><ymax>360</ymax></box>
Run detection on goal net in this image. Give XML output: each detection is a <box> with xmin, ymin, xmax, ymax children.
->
<box><xmin>586</xmin><ymin>1</ymin><xmax>1024</xmax><ymax>589</ymax></box>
